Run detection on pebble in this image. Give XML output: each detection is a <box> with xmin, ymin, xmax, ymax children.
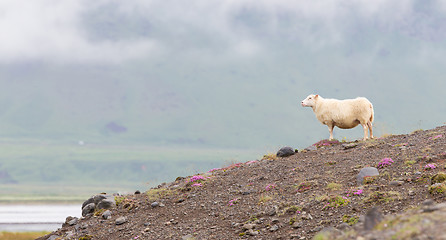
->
<box><xmin>115</xmin><ymin>217</ymin><xmax>127</xmax><ymax>225</ymax></box>
<box><xmin>389</xmin><ymin>181</ymin><xmax>404</xmax><ymax>186</ymax></box>
<box><xmin>269</xmin><ymin>225</ymin><xmax>279</xmax><ymax>232</ymax></box>
<box><xmin>102</xmin><ymin>210</ymin><xmax>112</xmax><ymax>220</ymax></box>
<box><xmin>151</xmin><ymin>202</ymin><xmax>160</xmax><ymax>208</ymax></box>
<box><xmin>246</xmin><ymin>229</ymin><xmax>259</xmax><ymax>236</ymax></box>
<box><xmin>242</xmin><ymin>223</ymin><xmax>255</xmax><ymax>231</ymax></box>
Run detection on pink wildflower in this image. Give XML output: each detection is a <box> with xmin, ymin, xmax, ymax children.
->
<box><xmin>191</xmin><ymin>183</ymin><xmax>202</xmax><ymax>187</ymax></box>
<box><xmin>246</xmin><ymin>160</ymin><xmax>258</xmax><ymax>165</ymax></box>
<box><xmin>207</xmin><ymin>168</ymin><xmax>221</xmax><ymax>173</ymax></box>
<box><xmin>353</xmin><ymin>189</ymin><xmax>363</xmax><ymax>195</ymax></box>
<box><xmin>265</xmin><ymin>184</ymin><xmax>276</xmax><ymax>191</ymax></box>
<box><xmin>377</xmin><ymin>158</ymin><xmax>394</xmax><ymax>168</ymax></box>
<box><xmin>424</xmin><ymin>163</ymin><xmax>437</xmax><ymax>170</ymax></box>
<box><xmin>189</xmin><ymin>175</ymin><xmax>206</xmax><ymax>182</ymax></box>
<box><xmin>228</xmin><ymin>198</ymin><xmax>238</xmax><ymax>206</ymax></box>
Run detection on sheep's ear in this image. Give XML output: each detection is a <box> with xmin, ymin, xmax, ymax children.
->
<box><xmin>315</xmin><ymin>94</ymin><xmax>319</xmax><ymax>98</ymax></box>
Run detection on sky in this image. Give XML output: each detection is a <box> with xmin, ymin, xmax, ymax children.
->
<box><xmin>2</xmin><ymin>0</ymin><xmax>445</xmax><ymax>64</ymax></box>
<box><xmin>1</xmin><ymin>0</ymin><xmax>446</xmax><ymax>148</ymax></box>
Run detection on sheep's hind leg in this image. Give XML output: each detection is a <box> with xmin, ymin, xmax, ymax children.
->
<box><xmin>361</xmin><ymin>124</ymin><xmax>369</xmax><ymax>141</ymax></box>
<box><xmin>367</xmin><ymin>122</ymin><xmax>374</xmax><ymax>139</ymax></box>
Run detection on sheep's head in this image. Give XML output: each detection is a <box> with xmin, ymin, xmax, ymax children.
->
<box><xmin>301</xmin><ymin>94</ymin><xmax>318</xmax><ymax>107</ymax></box>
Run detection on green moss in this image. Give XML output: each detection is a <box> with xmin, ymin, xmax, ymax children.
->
<box><xmin>326</xmin><ymin>182</ymin><xmax>342</xmax><ymax>191</ymax></box>
<box><xmin>322</xmin><ymin>195</ymin><xmax>350</xmax><ymax>210</ymax></box>
<box><xmin>363</xmin><ymin>176</ymin><xmax>377</xmax><ymax>184</ymax></box>
<box><xmin>431</xmin><ymin>172</ymin><xmax>446</xmax><ymax>184</ymax></box>
<box><xmin>363</xmin><ymin>191</ymin><xmax>401</xmax><ymax>203</ymax></box>
<box><xmin>79</xmin><ymin>235</ymin><xmax>93</xmax><ymax>240</ymax></box>
<box><xmin>342</xmin><ymin>215</ymin><xmax>359</xmax><ymax>226</ymax></box>
<box><xmin>428</xmin><ymin>183</ymin><xmax>446</xmax><ymax>195</ymax></box>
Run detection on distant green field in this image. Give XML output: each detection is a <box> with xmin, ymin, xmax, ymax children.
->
<box><xmin>0</xmin><ymin>139</ymin><xmax>262</xmax><ymax>201</ymax></box>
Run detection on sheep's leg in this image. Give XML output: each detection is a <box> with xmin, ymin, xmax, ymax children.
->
<box><xmin>361</xmin><ymin>124</ymin><xmax>369</xmax><ymax>141</ymax></box>
<box><xmin>367</xmin><ymin>122</ymin><xmax>374</xmax><ymax>139</ymax></box>
<box><xmin>327</xmin><ymin>124</ymin><xmax>334</xmax><ymax>140</ymax></box>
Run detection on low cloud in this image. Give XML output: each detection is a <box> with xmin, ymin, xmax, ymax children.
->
<box><xmin>0</xmin><ymin>0</ymin><xmax>443</xmax><ymax>64</ymax></box>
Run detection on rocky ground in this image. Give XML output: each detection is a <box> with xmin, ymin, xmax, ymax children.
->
<box><xmin>38</xmin><ymin>125</ymin><xmax>446</xmax><ymax>240</ymax></box>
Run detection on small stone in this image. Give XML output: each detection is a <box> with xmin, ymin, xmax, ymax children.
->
<box><xmin>292</xmin><ymin>222</ymin><xmax>302</xmax><ymax>229</ymax></box>
<box><xmin>305</xmin><ymin>145</ymin><xmax>317</xmax><ymax>151</ymax></box>
<box><xmin>67</xmin><ymin>217</ymin><xmax>79</xmax><ymax>226</ymax></box>
<box><xmin>242</xmin><ymin>223</ymin><xmax>255</xmax><ymax>231</ymax></box>
<box><xmin>271</xmin><ymin>218</ymin><xmax>280</xmax><ymax>224</ymax></box>
<box><xmin>269</xmin><ymin>225</ymin><xmax>279</xmax><ymax>232</ymax></box>
<box><xmin>182</xmin><ymin>234</ymin><xmax>194</xmax><ymax>240</ymax></box>
<box><xmin>115</xmin><ymin>217</ymin><xmax>127</xmax><ymax>225</ymax></box>
<box><xmin>337</xmin><ymin>223</ymin><xmax>351</xmax><ymax>230</ymax></box>
<box><xmin>342</xmin><ymin>143</ymin><xmax>358</xmax><ymax>150</ymax></box>
<box><xmin>102</xmin><ymin>210</ymin><xmax>112</xmax><ymax>220</ymax></box>
<box><xmin>97</xmin><ymin>198</ymin><xmax>115</xmax><ymax>209</ymax></box>
<box><xmin>47</xmin><ymin>235</ymin><xmax>61</xmax><ymax>240</ymax></box>
<box><xmin>389</xmin><ymin>181</ymin><xmax>403</xmax><ymax>186</ymax></box>
<box><xmin>408</xmin><ymin>190</ymin><xmax>415</xmax><ymax>196</ymax></box>
<box><xmin>151</xmin><ymin>202</ymin><xmax>160</xmax><ymax>208</ymax></box>
<box><xmin>159</xmin><ymin>202</ymin><xmax>165</xmax><ymax>207</ymax></box>
<box><xmin>144</xmin><ymin>228</ymin><xmax>151</xmax><ymax>232</ymax></box>
<box><xmin>81</xmin><ymin>203</ymin><xmax>95</xmax><ymax>217</ymax></box>
<box><xmin>246</xmin><ymin>229</ymin><xmax>259</xmax><ymax>236</ymax></box>
<box><xmin>277</xmin><ymin>146</ymin><xmax>296</xmax><ymax>157</ymax></box>
<box><xmin>364</xmin><ymin>207</ymin><xmax>382</xmax><ymax>231</ymax></box>
<box><xmin>135</xmin><ymin>190</ymin><xmax>141</xmax><ymax>194</ymax></box>
<box><xmin>357</xmin><ymin>167</ymin><xmax>379</xmax><ymax>185</ymax></box>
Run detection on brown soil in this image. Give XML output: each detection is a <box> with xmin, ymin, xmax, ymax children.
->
<box><xmin>38</xmin><ymin>126</ymin><xmax>446</xmax><ymax>240</ymax></box>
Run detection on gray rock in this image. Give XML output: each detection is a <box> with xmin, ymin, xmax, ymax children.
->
<box><xmin>357</xmin><ymin>167</ymin><xmax>379</xmax><ymax>185</ymax></box>
<box><xmin>82</xmin><ymin>194</ymin><xmax>107</xmax><ymax>209</ymax></box>
<box><xmin>67</xmin><ymin>217</ymin><xmax>79</xmax><ymax>226</ymax></box>
<box><xmin>389</xmin><ymin>181</ymin><xmax>403</xmax><ymax>186</ymax></box>
<box><xmin>364</xmin><ymin>207</ymin><xmax>382</xmax><ymax>231</ymax></box>
<box><xmin>151</xmin><ymin>202</ymin><xmax>160</xmax><ymax>208</ymax></box>
<box><xmin>82</xmin><ymin>203</ymin><xmax>95</xmax><ymax>217</ymax></box>
<box><xmin>102</xmin><ymin>210</ymin><xmax>112</xmax><ymax>220</ymax></box>
<box><xmin>182</xmin><ymin>234</ymin><xmax>195</xmax><ymax>240</ymax></box>
<box><xmin>337</xmin><ymin>222</ymin><xmax>351</xmax><ymax>230</ymax></box>
<box><xmin>342</xmin><ymin>143</ymin><xmax>358</xmax><ymax>150</ymax></box>
<box><xmin>277</xmin><ymin>146</ymin><xmax>296</xmax><ymax>157</ymax></box>
<box><xmin>116</xmin><ymin>216</ymin><xmax>127</xmax><ymax>225</ymax></box>
<box><xmin>292</xmin><ymin>222</ymin><xmax>302</xmax><ymax>229</ymax></box>
<box><xmin>47</xmin><ymin>235</ymin><xmax>61</xmax><ymax>240</ymax></box>
<box><xmin>269</xmin><ymin>225</ymin><xmax>279</xmax><ymax>232</ymax></box>
<box><xmin>246</xmin><ymin>229</ymin><xmax>259</xmax><ymax>236</ymax></box>
<box><xmin>97</xmin><ymin>198</ymin><xmax>115</xmax><ymax>209</ymax></box>
<box><xmin>242</xmin><ymin>223</ymin><xmax>255</xmax><ymax>231</ymax></box>
<box><xmin>305</xmin><ymin>145</ymin><xmax>317</xmax><ymax>151</ymax></box>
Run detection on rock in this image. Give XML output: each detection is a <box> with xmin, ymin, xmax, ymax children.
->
<box><xmin>182</xmin><ymin>234</ymin><xmax>195</xmax><ymax>240</ymax></box>
<box><xmin>151</xmin><ymin>202</ymin><xmax>160</xmax><ymax>208</ymax></box>
<box><xmin>102</xmin><ymin>210</ymin><xmax>112</xmax><ymax>220</ymax></box>
<box><xmin>82</xmin><ymin>203</ymin><xmax>95</xmax><ymax>217</ymax></box>
<box><xmin>269</xmin><ymin>224</ymin><xmax>279</xmax><ymax>232</ymax></box>
<box><xmin>277</xmin><ymin>146</ymin><xmax>296</xmax><ymax>157</ymax></box>
<box><xmin>82</xmin><ymin>194</ymin><xmax>107</xmax><ymax>209</ymax></box>
<box><xmin>292</xmin><ymin>222</ymin><xmax>302</xmax><ymax>229</ymax></box>
<box><xmin>242</xmin><ymin>223</ymin><xmax>255</xmax><ymax>231</ymax></box>
<box><xmin>135</xmin><ymin>190</ymin><xmax>141</xmax><ymax>194</ymax></box>
<box><xmin>246</xmin><ymin>229</ymin><xmax>259</xmax><ymax>236</ymax></box>
<box><xmin>337</xmin><ymin>222</ymin><xmax>351</xmax><ymax>230</ymax></box>
<box><xmin>97</xmin><ymin>198</ymin><xmax>115</xmax><ymax>210</ymax></box>
<box><xmin>115</xmin><ymin>216</ymin><xmax>127</xmax><ymax>225</ymax></box>
<box><xmin>357</xmin><ymin>167</ymin><xmax>379</xmax><ymax>185</ymax></box>
<box><xmin>271</xmin><ymin>218</ymin><xmax>280</xmax><ymax>224</ymax></box>
<box><xmin>47</xmin><ymin>235</ymin><xmax>61</xmax><ymax>240</ymax></box>
<box><xmin>342</xmin><ymin>143</ymin><xmax>358</xmax><ymax>150</ymax></box>
<box><xmin>63</xmin><ymin>216</ymin><xmax>78</xmax><ymax>227</ymax></box>
<box><xmin>389</xmin><ymin>181</ymin><xmax>404</xmax><ymax>186</ymax></box>
<box><xmin>159</xmin><ymin>202</ymin><xmax>165</xmax><ymax>207</ymax></box>
<box><xmin>305</xmin><ymin>145</ymin><xmax>317</xmax><ymax>151</ymax></box>
<box><xmin>364</xmin><ymin>207</ymin><xmax>382</xmax><ymax>231</ymax></box>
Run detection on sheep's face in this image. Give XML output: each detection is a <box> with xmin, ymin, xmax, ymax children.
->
<box><xmin>301</xmin><ymin>94</ymin><xmax>318</xmax><ymax>107</ymax></box>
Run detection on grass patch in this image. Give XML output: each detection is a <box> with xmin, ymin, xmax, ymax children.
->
<box><xmin>326</xmin><ymin>182</ymin><xmax>342</xmax><ymax>191</ymax></box>
<box><xmin>0</xmin><ymin>231</ymin><xmax>50</xmax><ymax>240</ymax></box>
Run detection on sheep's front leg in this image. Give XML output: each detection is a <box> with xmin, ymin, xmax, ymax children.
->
<box><xmin>367</xmin><ymin>122</ymin><xmax>374</xmax><ymax>139</ymax></box>
<box><xmin>327</xmin><ymin>124</ymin><xmax>334</xmax><ymax>140</ymax></box>
<box><xmin>362</xmin><ymin>124</ymin><xmax>369</xmax><ymax>141</ymax></box>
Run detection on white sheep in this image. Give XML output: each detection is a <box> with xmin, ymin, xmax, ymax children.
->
<box><xmin>301</xmin><ymin>94</ymin><xmax>374</xmax><ymax>141</ymax></box>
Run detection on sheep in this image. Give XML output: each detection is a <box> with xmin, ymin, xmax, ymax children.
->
<box><xmin>301</xmin><ymin>94</ymin><xmax>374</xmax><ymax>141</ymax></box>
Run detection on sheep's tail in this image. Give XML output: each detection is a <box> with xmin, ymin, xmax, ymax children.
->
<box><xmin>369</xmin><ymin>103</ymin><xmax>374</xmax><ymax>123</ymax></box>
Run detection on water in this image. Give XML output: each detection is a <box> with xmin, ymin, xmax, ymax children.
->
<box><xmin>0</xmin><ymin>204</ymin><xmax>81</xmax><ymax>232</ymax></box>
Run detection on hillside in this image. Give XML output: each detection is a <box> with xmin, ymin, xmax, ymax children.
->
<box><xmin>39</xmin><ymin>125</ymin><xmax>446</xmax><ymax>240</ymax></box>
